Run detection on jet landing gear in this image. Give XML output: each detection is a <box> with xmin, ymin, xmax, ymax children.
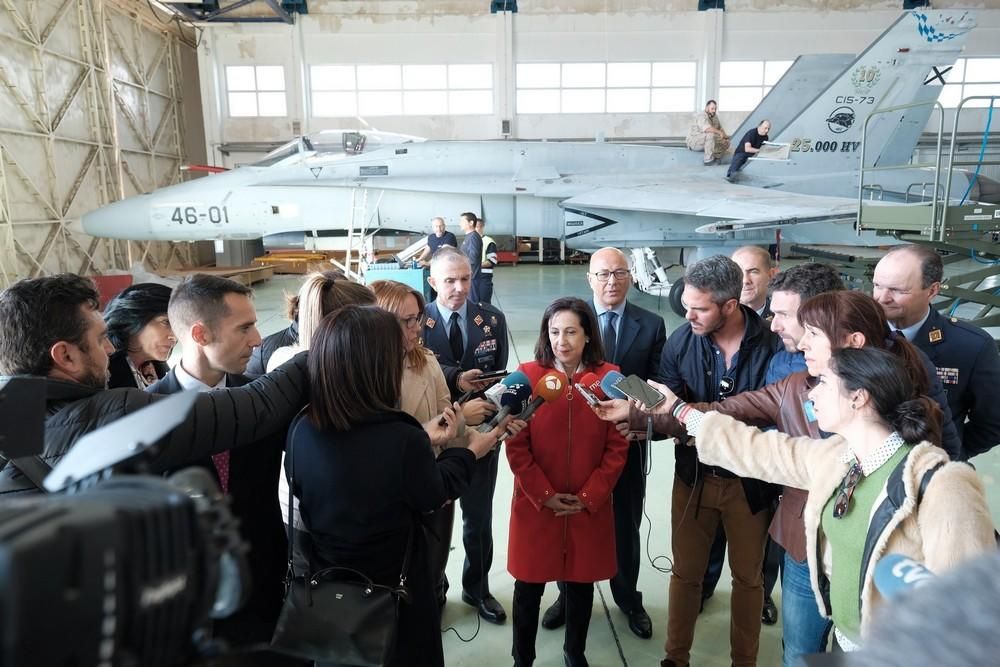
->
<box><xmin>629</xmin><ymin>247</ymin><xmax>688</xmax><ymax>316</ymax></box>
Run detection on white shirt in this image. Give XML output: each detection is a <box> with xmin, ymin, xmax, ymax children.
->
<box><xmin>893</xmin><ymin>307</ymin><xmax>932</xmax><ymax>343</ymax></box>
<box><xmin>593</xmin><ymin>301</ymin><xmax>626</xmax><ymax>341</ymax></box>
<box><xmin>173</xmin><ymin>361</ymin><xmax>227</xmax><ymax>392</ymax></box>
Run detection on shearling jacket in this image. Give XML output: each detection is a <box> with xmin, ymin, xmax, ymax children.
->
<box><xmin>692</xmin><ymin>411</ymin><xmax>996</xmax><ymax>639</ymax></box>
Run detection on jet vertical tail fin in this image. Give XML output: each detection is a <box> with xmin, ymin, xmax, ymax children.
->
<box><xmin>760</xmin><ymin>10</ymin><xmax>974</xmax><ymax>175</ymax></box>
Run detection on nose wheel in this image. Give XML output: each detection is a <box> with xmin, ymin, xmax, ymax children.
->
<box><xmin>669</xmin><ymin>278</ymin><xmax>686</xmax><ymax>318</ymax></box>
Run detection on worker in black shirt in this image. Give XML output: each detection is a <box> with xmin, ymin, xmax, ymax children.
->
<box><xmin>726</xmin><ymin>119</ymin><xmax>771</xmax><ymax>183</ymax></box>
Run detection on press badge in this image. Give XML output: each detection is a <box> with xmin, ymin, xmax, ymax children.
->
<box><xmin>803</xmin><ymin>400</ymin><xmax>818</xmax><ymax>423</ymax></box>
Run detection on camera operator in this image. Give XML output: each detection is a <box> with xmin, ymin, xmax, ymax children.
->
<box><xmin>0</xmin><ymin>273</ymin><xmax>308</xmax><ymax>497</ymax></box>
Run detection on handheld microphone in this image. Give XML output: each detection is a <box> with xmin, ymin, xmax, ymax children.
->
<box><xmin>599</xmin><ymin>370</ymin><xmax>628</xmax><ymax>400</ymax></box>
<box><xmin>874</xmin><ymin>553</ymin><xmax>935</xmax><ymax>600</ymax></box>
<box><xmin>444</xmin><ymin>371</ymin><xmax>529</xmax><ymax>427</ymax></box>
<box><xmin>582</xmin><ymin>372</ymin><xmax>608</xmax><ymax>400</ymax></box>
<box><xmin>484</xmin><ymin>370</ymin><xmax>529</xmax><ymax>410</ymax></box>
<box><xmin>574</xmin><ymin>372</ymin><xmax>602</xmax><ymax>407</ymax></box>
<box><xmin>478</xmin><ymin>380</ymin><xmax>533</xmax><ymax>432</ymax></box>
<box><xmin>498</xmin><ymin>372</ymin><xmax>566</xmax><ymax>442</ymax></box>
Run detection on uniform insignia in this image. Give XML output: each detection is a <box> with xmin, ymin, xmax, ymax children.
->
<box><xmin>426</xmin><ymin>317</ymin><xmax>436</xmax><ymax>329</ymax></box>
<box><xmin>936</xmin><ymin>367</ymin><xmax>960</xmax><ymax>385</ymax></box>
<box><xmin>483</xmin><ymin>325</ymin><xmax>491</xmax><ymax>335</ymax></box>
<box><xmin>474</xmin><ymin>314</ymin><xmax>484</xmax><ymax>326</ymax></box>
<box><xmin>929</xmin><ymin>327</ymin><xmax>943</xmax><ymax>343</ymax></box>
<box><xmin>491</xmin><ymin>315</ymin><xmax>497</xmax><ymax>325</ymax></box>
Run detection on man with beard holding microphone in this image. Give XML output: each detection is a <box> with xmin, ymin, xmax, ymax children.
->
<box><xmin>542</xmin><ymin>247</ymin><xmax>666</xmax><ymax>640</ymax></box>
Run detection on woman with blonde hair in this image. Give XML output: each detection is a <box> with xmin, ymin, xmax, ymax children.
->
<box><xmin>266</xmin><ymin>270</ymin><xmax>375</xmax><ymax>371</ymax></box>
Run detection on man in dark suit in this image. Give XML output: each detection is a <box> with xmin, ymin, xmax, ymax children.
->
<box><xmin>423</xmin><ymin>246</ymin><xmax>509</xmax><ymax>623</ymax></box>
<box><xmin>874</xmin><ymin>244</ymin><xmax>1000</xmax><ymax>460</ymax></box>
<box><xmin>541</xmin><ymin>247</ymin><xmax>667</xmax><ymax>639</ymax></box>
<box><xmin>147</xmin><ymin>275</ymin><xmax>290</xmax><ymax>661</ymax></box>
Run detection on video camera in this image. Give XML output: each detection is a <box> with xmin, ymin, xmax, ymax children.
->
<box><xmin>0</xmin><ymin>378</ymin><xmax>250</xmax><ymax>667</ymax></box>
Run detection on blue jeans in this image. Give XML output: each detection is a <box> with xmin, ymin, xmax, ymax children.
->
<box><xmin>781</xmin><ymin>553</ymin><xmax>832</xmax><ymax>667</ymax></box>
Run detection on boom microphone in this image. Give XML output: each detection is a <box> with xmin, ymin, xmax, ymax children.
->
<box><xmin>874</xmin><ymin>553</ymin><xmax>936</xmax><ymax>600</ymax></box>
<box><xmin>599</xmin><ymin>370</ymin><xmax>628</xmax><ymax>400</ymax></box>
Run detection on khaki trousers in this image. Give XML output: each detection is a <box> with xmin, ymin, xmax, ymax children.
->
<box><xmin>664</xmin><ymin>474</ymin><xmax>770</xmax><ymax>667</ymax></box>
<box><xmin>686</xmin><ymin>132</ymin><xmax>730</xmax><ymax>162</ymax></box>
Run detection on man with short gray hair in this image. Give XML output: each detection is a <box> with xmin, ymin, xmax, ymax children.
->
<box><xmin>873</xmin><ymin>244</ymin><xmax>1000</xmax><ymax>459</ymax></box>
<box><xmin>654</xmin><ymin>254</ymin><xmax>781</xmax><ymax>667</ymax></box>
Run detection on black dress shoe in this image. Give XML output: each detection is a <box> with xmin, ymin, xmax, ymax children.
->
<box><xmin>563</xmin><ymin>652</ymin><xmax>589</xmax><ymax>667</ymax></box>
<box><xmin>541</xmin><ymin>595</ymin><xmax>565</xmax><ymax>629</ymax></box>
<box><xmin>761</xmin><ymin>595</ymin><xmax>778</xmax><ymax>626</ymax></box>
<box><xmin>626</xmin><ymin>607</ymin><xmax>653</xmax><ymax>639</ymax></box>
<box><xmin>461</xmin><ymin>591</ymin><xmax>507</xmax><ymax>624</ymax></box>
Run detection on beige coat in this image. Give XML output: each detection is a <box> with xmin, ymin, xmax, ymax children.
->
<box><xmin>694</xmin><ymin>411</ymin><xmax>995</xmax><ymax>638</ymax></box>
<box><xmin>401</xmin><ymin>349</ymin><xmax>465</xmax><ymax>455</ymax></box>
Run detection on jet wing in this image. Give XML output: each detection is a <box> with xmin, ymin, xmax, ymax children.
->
<box><xmin>558</xmin><ymin>180</ymin><xmax>857</xmax><ymax>231</ymax></box>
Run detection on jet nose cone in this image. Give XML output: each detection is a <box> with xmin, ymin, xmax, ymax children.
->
<box><xmin>82</xmin><ymin>196</ymin><xmax>152</xmax><ymax>239</ymax></box>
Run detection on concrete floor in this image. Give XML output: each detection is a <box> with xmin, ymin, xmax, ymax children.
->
<box><xmin>250</xmin><ymin>264</ymin><xmax>1000</xmax><ymax>667</ymax></box>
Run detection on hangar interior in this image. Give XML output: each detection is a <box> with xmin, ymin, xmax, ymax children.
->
<box><xmin>2</xmin><ymin>1</ymin><xmax>1000</xmax><ymax>666</ymax></box>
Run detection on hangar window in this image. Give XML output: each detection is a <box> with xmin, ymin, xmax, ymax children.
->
<box><xmin>718</xmin><ymin>60</ymin><xmax>792</xmax><ymax>112</ymax></box>
<box><xmin>226</xmin><ymin>65</ymin><xmax>287</xmax><ymax>117</ymax></box>
<box><xmin>937</xmin><ymin>58</ymin><xmax>1000</xmax><ymax>108</ymax></box>
<box><xmin>516</xmin><ymin>61</ymin><xmax>696</xmax><ymax>114</ymax></box>
<box><xmin>310</xmin><ymin>64</ymin><xmax>493</xmax><ymax>117</ymax></box>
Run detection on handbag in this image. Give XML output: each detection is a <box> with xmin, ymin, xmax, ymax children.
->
<box><xmin>270</xmin><ymin>412</ymin><xmax>415</xmax><ymax>665</ymax></box>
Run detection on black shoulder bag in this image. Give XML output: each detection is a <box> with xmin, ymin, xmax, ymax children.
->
<box><xmin>270</xmin><ymin>412</ymin><xmax>414</xmax><ymax>665</ymax></box>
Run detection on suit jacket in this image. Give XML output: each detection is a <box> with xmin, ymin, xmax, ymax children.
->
<box><xmin>910</xmin><ymin>308</ymin><xmax>1000</xmax><ymax>459</ymax></box>
<box><xmin>148</xmin><ymin>368</ymin><xmax>287</xmax><ymax>639</ymax></box>
<box><xmin>590</xmin><ymin>299</ymin><xmax>667</xmax><ymax>381</ymax></box>
<box><xmin>423</xmin><ymin>300</ymin><xmax>509</xmax><ymax>399</ymax></box>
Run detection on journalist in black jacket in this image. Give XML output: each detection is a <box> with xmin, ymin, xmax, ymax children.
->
<box><xmin>287</xmin><ymin>305</ymin><xmax>506</xmax><ymax>666</ymax></box>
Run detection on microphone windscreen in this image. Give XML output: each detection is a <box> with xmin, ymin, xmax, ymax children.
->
<box><xmin>498</xmin><ymin>383</ymin><xmax>533</xmax><ymax>414</ymax></box>
<box><xmin>600</xmin><ymin>370</ymin><xmax>628</xmax><ymax>400</ymax></box>
<box><xmin>578</xmin><ymin>372</ymin><xmax>601</xmax><ymax>398</ymax></box>
<box><xmin>874</xmin><ymin>553</ymin><xmax>935</xmax><ymax>600</ymax></box>
<box><xmin>500</xmin><ymin>370</ymin><xmax>531</xmax><ymax>388</ymax></box>
<box><xmin>534</xmin><ymin>372</ymin><xmax>567</xmax><ymax>402</ymax></box>
<box><xmin>586</xmin><ymin>372</ymin><xmax>609</xmax><ymax>400</ymax></box>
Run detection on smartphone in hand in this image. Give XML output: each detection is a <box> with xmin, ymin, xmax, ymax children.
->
<box><xmin>612</xmin><ymin>375</ymin><xmax>666</xmax><ymax>410</ymax></box>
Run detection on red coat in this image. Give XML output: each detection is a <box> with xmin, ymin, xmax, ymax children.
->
<box><xmin>505</xmin><ymin>361</ymin><xmax>629</xmax><ymax>583</ymax></box>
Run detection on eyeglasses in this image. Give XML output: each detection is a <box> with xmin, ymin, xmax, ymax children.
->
<box><xmin>590</xmin><ymin>269</ymin><xmax>631</xmax><ymax>283</ymax></box>
<box><xmin>833</xmin><ymin>461</ymin><xmax>863</xmax><ymax>519</ymax></box>
<box><xmin>719</xmin><ymin>375</ymin><xmax>735</xmax><ymax>397</ymax></box>
<box><xmin>399</xmin><ymin>315</ymin><xmax>421</xmax><ymax>329</ymax></box>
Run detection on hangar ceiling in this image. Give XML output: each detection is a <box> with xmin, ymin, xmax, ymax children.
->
<box><xmin>0</xmin><ymin>0</ymin><xmax>201</xmax><ymax>287</ymax></box>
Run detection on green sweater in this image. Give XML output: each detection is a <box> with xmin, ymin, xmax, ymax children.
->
<box><xmin>821</xmin><ymin>445</ymin><xmax>910</xmax><ymax>643</ymax></box>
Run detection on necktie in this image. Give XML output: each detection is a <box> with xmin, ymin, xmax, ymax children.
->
<box><xmin>449</xmin><ymin>311</ymin><xmax>464</xmax><ymax>361</ymax></box>
<box><xmin>212</xmin><ymin>451</ymin><xmax>230</xmax><ymax>494</ymax></box>
<box><xmin>603</xmin><ymin>311</ymin><xmax>618</xmax><ymax>363</ymax></box>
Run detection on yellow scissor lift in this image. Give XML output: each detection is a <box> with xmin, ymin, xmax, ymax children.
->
<box><xmin>794</xmin><ymin>96</ymin><xmax>1000</xmax><ymax>329</ymax></box>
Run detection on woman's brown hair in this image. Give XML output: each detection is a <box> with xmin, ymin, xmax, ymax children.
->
<box><xmin>307</xmin><ymin>305</ymin><xmax>404</xmax><ymax>432</ymax></box>
<box><xmin>534</xmin><ymin>297</ymin><xmax>605</xmax><ymax>369</ymax></box>
<box><xmin>370</xmin><ymin>279</ymin><xmax>429</xmax><ymax>372</ymax></box>
<box><xmin>798</xmin><ymin>290</ymin><xmax>929</xmax><ymax>395</ymax></box>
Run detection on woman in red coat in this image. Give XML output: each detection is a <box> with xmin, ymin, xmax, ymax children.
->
<box><xmin>506</xmin><ymin>296</ymin><xmax>630</xmax><ymax>667</ymax></box>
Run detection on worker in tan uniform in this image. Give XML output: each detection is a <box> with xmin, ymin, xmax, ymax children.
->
<box><xmin>686</xmin><ymin>99</ymin><xmax>730</xmax><ymax>165</ymax></box>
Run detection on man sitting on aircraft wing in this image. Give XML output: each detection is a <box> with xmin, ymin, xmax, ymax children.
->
<box><xmin>727</xmin><ymin>120</ymin><xmax>771</xmax><ymax>183</ymax></box>
<box><xmin>686</xmin><ymin>99</ymin><xmax>730</xmax><ymax>166</ymax></box>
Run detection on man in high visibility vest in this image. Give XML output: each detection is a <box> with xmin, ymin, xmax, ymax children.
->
<box><xmin>475</xmin><ymin>217</ymin><xmax>498</xmax><ymax>304</ymax></box>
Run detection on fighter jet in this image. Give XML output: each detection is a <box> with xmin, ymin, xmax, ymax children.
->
<box><xmin>83</xmin><ymin>10</ymin><xmax>997</xmax><ymax>263</ymax></box>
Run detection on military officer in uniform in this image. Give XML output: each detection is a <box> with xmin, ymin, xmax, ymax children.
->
<box><xmin>874</xmin><ymin>244</ymin><xmax>1000</xmax><ymax>459</ymax></box>
<box><xmin>424</xmin><ymin>246</ymin><xmax>510</xmax><ymax>624</ymax></box>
